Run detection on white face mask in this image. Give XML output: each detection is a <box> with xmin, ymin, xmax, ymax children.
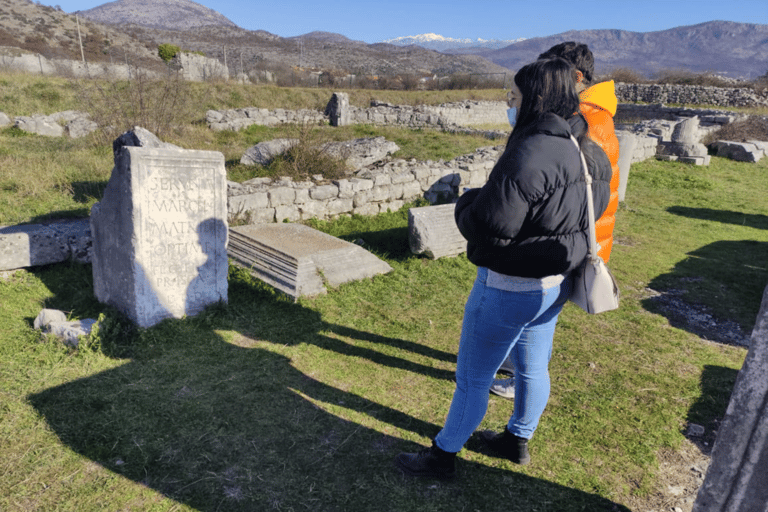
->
<box><xmin>507</xmin><ymin>107</ymin><xmax>518</xmax><ymax>128</ymax></box>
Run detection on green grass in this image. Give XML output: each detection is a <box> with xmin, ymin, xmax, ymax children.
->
<box><xmin>1</xmin><ymin>152</ymin><xmax>759</xmax><ymax>511</ymax></box>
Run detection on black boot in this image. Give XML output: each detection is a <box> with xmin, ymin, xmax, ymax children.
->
<box><xmin>396</xmin><ymin>441</ymin><xmax>457</xmax><ymax>479</ymax></box>
<box><xmin>479</xmin><ymin>428</ymin><xmax>531</xmax><ymax>465</ymax></box>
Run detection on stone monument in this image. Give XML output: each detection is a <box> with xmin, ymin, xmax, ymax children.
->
<box><xmin>692</xmin><ymin>284</ymin><xmax>768</xmax><ymax>512</ymax></box>
<box><xmin>91</xmin><ymin>135</ymin><xmax>228</xmax><ymax>328</ymax></box>
<box><xmin>325</xmin><ymin>92</ymin><xmax>350</xmax><ymax>127</ymax></box>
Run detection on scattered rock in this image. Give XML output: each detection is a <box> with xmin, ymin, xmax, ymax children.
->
<box><xmin>34</xmin><ymin>308</ymin><xmax>97</xmax><ymax>348</ymax></box>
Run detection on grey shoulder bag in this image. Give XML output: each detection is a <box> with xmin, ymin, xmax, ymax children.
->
<box><xmin>568</xmin><ymin>135</ymin><xmax>620</xmax><ymax>314</ymax></box>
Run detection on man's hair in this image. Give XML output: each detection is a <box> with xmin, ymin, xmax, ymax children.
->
<box><xmin>512</xmin><ymin>57</ymin><xmax>580</xmax><ymax>135</ymax></box>
<box><xmin>538</xmin><ymin>42</ymin><xmax>594</xmax><ymax>84</ymax></box>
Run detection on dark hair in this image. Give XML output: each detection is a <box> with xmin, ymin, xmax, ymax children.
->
<box><xmin>512</xmin><ymin>57</ymin><xmax>580</xmax><ymax>136</ymax></box>
<box><xmin>538</xmin><ymin>42</ymin><xmax>594</xmax><ymax>84</ymax></box>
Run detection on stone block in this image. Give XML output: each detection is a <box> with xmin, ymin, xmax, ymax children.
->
<box><xmin>693</xmin><ymin>283</ymin><xmax>768</xmax><ymax>511</ymax></box>
<box><xmin>90</xmin><ymin>146</ymin><xmax>228</xmax><ymax>328</ymax></box>
<box><xmin>309</xmin><ymin>184</ymin><xmax>339</xmax><ymax>201</ymax></box>
<box><xmin>710</xmin><ymin>141</ymin><xmax>764</xmax><ymax>163</ymax></box>
<box><xmin>228</xmin><ymin>223</ymin><xmax>392</xmax><ymax>299</ymax></box>
<box><xmin>408</xmin><ymin>204</ymin><xmax>466</xmax><ymax>259</ymax></box>
<box><xmin>0</xmin><ymin>218</ymin><xmax>92</xmax><ymax>270</ymax></box>
<box><xmin>616</xmin><ymin>131</ymin><xmax>637</xmax><ymax>202</ymax></box>
<box><xmin>268</xmin><ymin>186</ymin><xmax>296</xmax><ymax>207</ymax></box>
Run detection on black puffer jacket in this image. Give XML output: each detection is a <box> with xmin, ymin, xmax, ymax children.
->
<box><xmin>455</xmin><ymin>112</ymin><xmax>611</xmax><ymax>278</ymax></box>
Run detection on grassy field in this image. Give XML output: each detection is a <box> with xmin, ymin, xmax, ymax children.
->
<box><xmin>0</xmin><ymin>72</ymin><xmax>762</xmax><ymax>511</ymax></box>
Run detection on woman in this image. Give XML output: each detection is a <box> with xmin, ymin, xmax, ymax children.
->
<box><xmin>396</xmin><ymin>57</ymin><xmax>612</xmax><ymax>479</ymax></box>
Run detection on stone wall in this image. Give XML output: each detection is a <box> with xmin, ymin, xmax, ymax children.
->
<box><xmin>615</xmin><ymin>82</ymin><xmax>768</xmax><ymax>108</ymax></box>
<box><xmin>227</xmin><ymin>146</ymin><xmax>503</xmax><ymax>223</ymax></box>
<box><xmin>207</xmin><ymin>100</ymin><xmax>509</xmax><ymax>132</ymax></box>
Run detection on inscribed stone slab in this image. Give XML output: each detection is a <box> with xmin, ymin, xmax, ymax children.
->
<box><xmin>91</xmin><ymin>146</ymin><xmax>228</xmax><ymax>328</ymax></box>
<box><xmin>228</xmin><ymin>223</ymin><xmax>392</xmax><ymax>299</ymax></box>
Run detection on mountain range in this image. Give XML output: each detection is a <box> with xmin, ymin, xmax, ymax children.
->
<box><xmin>1</xmin><ymin>0</ymin><xmax>766</xmax><ymax>79</ymax></box>
<box><xmin>382</xmin><ymin>33</ymin><xmax>526</xmax><ymax>52</ymax></box>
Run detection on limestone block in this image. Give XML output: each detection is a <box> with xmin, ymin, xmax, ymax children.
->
<box><xmin>0</xmin><ymin>112</ymin><xmax>11</xmax><ymax>126</ymax></box>
<box><xmin>710</xmin><ymin>141</ymin><xmax>764</xmax><ymax>163</ymax></box>
<box><xmin>229</xmin><ymin>192</ymin><xmax>269</xmax><ymax>215</ymax></box>
<box><xmin>268</xmin><ymin>186</ymin><xmax>296</xmax><ymax>207</ymax></box>
<box><xmin>325</xmin><ymin>92</ymin><xmax>350</xmax><ymax>127</ymax></box>
<box><xmin>354</xmin><ymin>203</ymin><xmax>380</xmax><ymax>216</ymax></box>
<box><xmin>240</xmin><ymin>138</ymin><xmax>297</xmax><ymax>166</ymax></box>
<box><xmin>228</xmin><ymin>223</ymin><xmax>392</xmax><ymax>299</ymax></box>
<box><xmin>693</xmin><ymin>283</ymin><xmax>768</xmax><ymax>511</ymax></box>
<box><xmin>326</xmin><ymin>198</ymin><xmax>354</xmax><ymax>216</ymax></box>
<box><xmin>657</xmin><ymin>141</ymin><xmax>708</xmax><ymax>158</ymax></box>
<box><xmin>275</xmin><ymin>205</ymin><xmax>300</xmax><ymax>222</ymax></box>
<box><xmin>15</xmin><ymin>115</ymin><xmax>63</xmax><ymax>137</ymax></box>
<box><xmin>0</xmin><ymin>224</ymin><xmax>69</xmax><ymax>270</ymax></box>
<box><xmin>90</xmin><ymin>146</ymin><xmax>228</xmax><ymax>328</ymax></box>
<box><xmin>310</xmin><ymin>184</ymin><xmax>339</xmax><ymax>201</ymax></box>
<box><xmin>616</xmin><ymin>132</ymin><xmax>637</xmax><ymax>202</ymax></box>
<box><xmin>408</xmin><ymin>204</ymin><xmax>466</xmax><ymax>259</ymax></box>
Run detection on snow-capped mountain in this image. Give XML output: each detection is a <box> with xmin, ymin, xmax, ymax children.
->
<box><xmin>382</xmin><ymin>33</ymin><xmax>525</xmax><ymax>52</ymax></box>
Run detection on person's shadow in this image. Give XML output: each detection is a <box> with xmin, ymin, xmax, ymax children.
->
<box><xmin>27</xmin><ymin>222</ymin><xmax>630</xmax><ymax>511</ymax></box>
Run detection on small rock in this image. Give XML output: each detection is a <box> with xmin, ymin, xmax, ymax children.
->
<box><xmin>686</xmin><ymin>423</ymin><xmax>706</xmax><ymax>436</ymax></box>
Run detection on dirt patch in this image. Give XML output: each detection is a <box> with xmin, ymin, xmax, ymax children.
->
<box><xmin>624</xmin><ymin>438</ymin><xmax>711</xmax><ymax>512</ymax></box>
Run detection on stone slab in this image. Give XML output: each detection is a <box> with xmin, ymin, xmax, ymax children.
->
<box><xmin>710</xmin><ymin>140</ymin><xmax>765</xmax><ymax>163</ymax></box>
<box><xmin>0</xmin><ymin>218</ymin><xmax>91</xmax><ymax>270</ymax></box>
<box><xmin>91</xmin><ymin>146</ymin><xmax>228</xmax><ymax>328</ymax></box>
<box><xmin>693</xmin><ymin>283</ymin><xmax>768</xmax><ymax>512</ymax></box>
<box><xmin>408</xmin><ymin>204</ymin><xmax>466</xmax><ymax>259</ymax></box>
<box><xmin>616</xmin><ymin>132</ymin><xmax>637</xmax><ymax>202</ymax></box>
<box><xmin>228</xmin><ymin>223</ymin><xmax>392</xmax><ymax>299</ymax></box>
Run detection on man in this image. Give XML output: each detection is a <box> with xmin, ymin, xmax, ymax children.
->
<box><xmin>490</xmin><ymin>42</ymin><xmax>620</xmax><ymax>400</ymax></box>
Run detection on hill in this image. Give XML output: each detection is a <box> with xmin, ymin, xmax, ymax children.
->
<box><xmin>77</xmin><ymin>0</ymin><xmax>238</xmax><ymax>31</ymax></box>
<box><xmin>475</xmin><ymin>21</ymin><xmax>768</xmax><ymax>79</ymax></box>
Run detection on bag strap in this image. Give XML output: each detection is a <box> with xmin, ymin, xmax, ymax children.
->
<box><xmin>569</xmin><ymin>134</ymin><xmax>599</xmax><ymax>258</ymax></box>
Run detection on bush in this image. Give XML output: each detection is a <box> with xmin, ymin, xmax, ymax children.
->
<box><xmin>599</xmin><ymin>67</ymin><xmax>649</xmax><ymax>84</ymax></box>
<box><xmin>157</xmin><ymin>43</ymin><xmax>180</xmax><ymax>62</ymax></box>
<box><xmin>74</xmin><ymin>68</ymin><xmax>196</xmax><ymax>145</ymax></box>
<box><xmin>702</xmin><ymin>116</ymin><xmax>768</xmax><ymax>145</ymax></box>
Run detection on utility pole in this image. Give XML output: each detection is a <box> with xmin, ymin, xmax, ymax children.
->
<box><xmin>75</xmin><ymin>14</ymin><xmax>85</xmax><ymax>65</ymax></box>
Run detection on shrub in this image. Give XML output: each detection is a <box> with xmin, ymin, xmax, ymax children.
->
<box><xmin>74</xmin><ymin>68</ymin><xmax>196</xmax><ymax>145</ymax></box>
<box><xmin>157</xmin><ymin>43</ymin><xmax>180</xmax><ymax>62</ymax></box>
<box><xmin>599</xmin><ymin>67</ymin><xmax>649</xmax><ymax>84</ymax></box>
<box><xmin>702</xmin><ymin>116</ymin><xmax>768</xmax><ymax>145</ymax></box>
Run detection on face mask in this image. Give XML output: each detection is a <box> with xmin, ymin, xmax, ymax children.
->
<box><xmin>507</xmin><ymin>107</ymin><xmax>518</xmax><ymax>128</ymax></box>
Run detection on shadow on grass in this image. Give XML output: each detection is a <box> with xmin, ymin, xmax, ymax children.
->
<box><xmin>684</xmin><ymin>364</ymin><xmax>740</xmax><ymax>454</ymax></box>
<box><xmin>642</xmin><ymin>240</ymin><xmax>768</xmax><ymax>345</ymax></box>
<box><xmin>26</xmin><ymin>263</ymin><xmax>631</xmax><ymax>511</ymax></box>
<box><xmin>668</xmin><ymin>206</ymin><xmax>768</xmax><ymax>231</ymax></box>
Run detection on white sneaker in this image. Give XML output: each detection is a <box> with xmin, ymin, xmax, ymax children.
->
<box><xmin>490</xmin><ymin>377</ymin><xmax>515</xmax><ymax>399</ymax></box>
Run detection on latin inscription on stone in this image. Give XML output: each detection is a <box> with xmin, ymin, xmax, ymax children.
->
<box><xmin>91</xmin><ymin>147</ymin><xmax>228</xmax><ymax>328</ymax></box>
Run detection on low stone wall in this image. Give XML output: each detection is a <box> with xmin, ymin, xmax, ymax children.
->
<box><xmin>207</xmin><ymin>100</ymin><xmax>508</xmax><ymax>132</ymax></box>
<box><xmin>227</xmin><ymin>146</ymin><xmax>503</xmax><ymax>223</ymax></box>
<box><xmin>616</xmin><ymin>103</ymin><xmax>747</xmax><ymax>124</ymax></box>
<box><xmin>615</xmin><ymin>82</ymin><xmax>768</xmax><ymax>108</ymax></box>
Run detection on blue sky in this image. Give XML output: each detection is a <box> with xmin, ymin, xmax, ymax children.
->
<box><xmin>41</xmin><ymin>0</ymin><xmax>768</xmax><ymax>43</ymax></box>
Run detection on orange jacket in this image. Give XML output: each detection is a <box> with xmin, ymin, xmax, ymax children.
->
<box><xmin>579</xmin><ymin>80</ymin><xmax>619</xmax><ymax>263</ymax></box>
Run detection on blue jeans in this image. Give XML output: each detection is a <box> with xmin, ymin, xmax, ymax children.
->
<box><xmin>434</xmin><ymin>267</ymin><xmax>570</xmax><ymax>453</ymax></box>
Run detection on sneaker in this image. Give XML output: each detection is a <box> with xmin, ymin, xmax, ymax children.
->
<box><xmin>396</xmin><ymin>442</ymin><xmax>457</xmax><ymax>479</ymax></box>
<box><xmin>479</xmin><ymin>429</ymin><xmax>530</xmax><ymax>465</ymax></box>
<box><xmin>489</xmin><ymin>377</ymin><xmax>515</xmax><ymax>399</ymax></box>
<box><xmin>498</xmin><ymin>358</ymin><xmax>515</xmax><ymax>376</ymax></box>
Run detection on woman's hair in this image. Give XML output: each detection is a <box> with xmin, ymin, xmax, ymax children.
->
<box><xmin>511</xmin><ymin>57</ymin><xmax>581</xmax><ymax>137</ymax></box>
<box><xmin>538</xmin><ymin>42</ymin><xmax>594</xmax><ymax>84</ymax></box>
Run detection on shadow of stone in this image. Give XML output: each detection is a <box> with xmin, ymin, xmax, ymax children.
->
<box><xmin>642</xmin><ymin>240</ymin><xmax>768</xmax><ymax>345</ymax></box>
<box><xmin>684</xmin><ymin>364</ymin><xmax>740</xmax><ymax>454</ymax></box>
<box><xmin>667</xmin><ymin>206</ymin><xmax>768</xmax><ymax>231</ymax></box>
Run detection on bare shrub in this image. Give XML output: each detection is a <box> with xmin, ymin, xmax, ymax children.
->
<box><xmin>266</xmin><ymin>123</ymin><xmax>348</xmax><ymax>181</ymax></box>
<box><xmin>74</xmin><ymin>67</ymin><xmax>196</xmax><ymax>145</ymax></box>
<box><xmin>599</xmin><ymin>67</ymin><xmax>649</xmax><ymax>84</ymax></box>
<box><xmin>653</xmin><ymin>69</ymin><xmax>742</xmax><ymax>88</ymax></box>
<box><xmin>702</xmin><ymin>116</ymin><xmax>768</xmax><ymax>145</ymax></box>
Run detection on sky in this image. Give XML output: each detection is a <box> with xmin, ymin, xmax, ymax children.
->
<box><xmin>39</xmin><ymin>0</ymin><xmax>768</xmax><ymax>43</ymax></box>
